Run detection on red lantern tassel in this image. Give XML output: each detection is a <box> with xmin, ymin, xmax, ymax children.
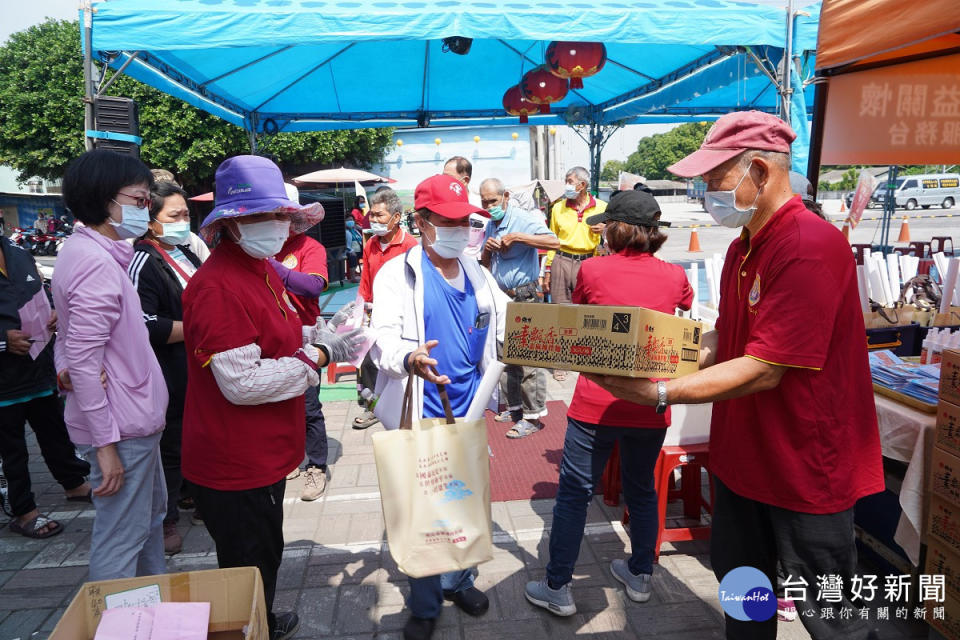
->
<box><xmin>519</xmin><ymin>114</ymin><xmax>529</xmax><ymax>123</ymax></box>
<box><xmin>570</xmin><ymin>77</ymin><xmax>584</xmax><ymax>89</ymax></box>
<box><xmin>539</xmin><ymin>104</ymin><xmax>551</xmax><ymax>114</ymax></box>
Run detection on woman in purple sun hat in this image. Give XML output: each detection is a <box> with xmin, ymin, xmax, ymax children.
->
<box><xmin>182</xmin><ymin>155</ymin><xmax>364</xmax><ymax>640</ymax></box>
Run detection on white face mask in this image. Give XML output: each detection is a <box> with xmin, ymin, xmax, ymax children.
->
<box><xmin>704</xmin><ymin>168</ymin><xmax>761</xmax><ymax>228</ymax></box>
<box><xmin>426</xmin><ymin>221</ymin><xmax>471</xmax><ymax>259</ymax></box>
<box><xmin>564</xmin><ymin>184</ymin><xmax>580</xmax><ymax>200</ymax></box>
<box><xmin>234</xmin><ymin>219</ymin><xmax>290</xmax><ymax>259</ymax></box>
<box><xmin>109</xmin><ymin>203</ymin><xmax>150</xmax><ymax>240</ymax></box>
<box><xmin>369</xmin><ymin>221</ymin><xmax>390</xmax><ymax>237</ymax></box>
<box><xmin>157</xmin><ymin>221</ymin><xmax>191</xmax><ymax>245</ymax></box>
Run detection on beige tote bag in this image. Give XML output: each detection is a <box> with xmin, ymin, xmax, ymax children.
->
<box><xmin>372</xmin><ymin>371</ymin><xmax>493</xmax><ymax>578</ymax></box>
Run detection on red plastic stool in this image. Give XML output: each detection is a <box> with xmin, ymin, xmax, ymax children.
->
<box><xmin>619</xmin><ymin>443</ymin><xmax>713</xmax><ymax>562</ymax></box>
<box><xmin>326</xmin><ymin>361</ymin><xmax>357</xmax><ymax>383</ymax></box>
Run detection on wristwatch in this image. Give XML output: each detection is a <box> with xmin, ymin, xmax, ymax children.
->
<box><xmin>655</xmin><ymin>381</ymin><xmax>668</xmax><ymax>414</ymax></box>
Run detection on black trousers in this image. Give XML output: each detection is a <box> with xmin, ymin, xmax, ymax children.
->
<box><xmin>0</xmin><ymin>394</ymin><xmax>89</xmax><ymax>517</ymax></box>
<box><xmin>711</xmin><ymin>477</ymin><xmax>874</xmax><ymax>640</ymax></box>
<box><xmin>195</xmin><ymin>479</ymin><xmax>286</xmax><ymax>628</ymax></box>
<box><xmin>357</xmin><ymin>353</ymin><xmax>378</xmax><ymax>407</ymax></box>
<box><xmin>304</xmin><ymin>385</ymin><xmax>327</xmax><ymax>469</ymax></box>
<box><xmin>159</xmin><ymin>416</ymin><xmax>182</xmax><ymax>524</ymax></box>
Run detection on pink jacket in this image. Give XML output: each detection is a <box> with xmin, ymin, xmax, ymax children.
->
<box><xmin>52</xmin><ymin>226</ymin><xmax>167</xmax><ymax>447</ymax></box>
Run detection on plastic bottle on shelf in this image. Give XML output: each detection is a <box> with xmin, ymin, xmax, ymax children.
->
<box><xmin>932</xmin><ymin>329</ymin><xmax>952</xmax><ymax>364</ymax></box>
<box><xmin>360</xmin><ymin>388</ymin><xmax>378</xmax><ymax>411</ymax></box>
<box><xmin>922</xmin><ymin>329</ymin><xmax>938</xmax><ymax>364</ymax></box>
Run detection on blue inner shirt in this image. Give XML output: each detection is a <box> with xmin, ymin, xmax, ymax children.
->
<box><xmin>421</xmin><ymin>252</ymin><xmax>483</xmax><ymax>419</ymax></box>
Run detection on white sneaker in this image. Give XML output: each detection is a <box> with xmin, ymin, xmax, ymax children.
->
<box><xmin>300</xmin><ymin>467</ymin><xmax>327</xmax><ymax>501</ymax></box>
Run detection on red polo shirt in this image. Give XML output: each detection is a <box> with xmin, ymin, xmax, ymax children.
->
<box><xmin>181</xmin><ymin>240</ymin><xmax>306</xmax><ymax>491</ymax></box>
<box><xmin>277</xmin><ymin>234</ymin><xmax>328</xmax><ymax>325</ymax></box>
<box><xmin>358</xmin><ymin>229</ymin><xmax>418</xmax><ymax>303</ymax></box>
<box><xmin>567</xmin><ymin>250</ymin><xmax>693</xmax><ymax>428</ymax></box>
<box><xmin>711</xmin><ymin>196</ymin><xmax>883</xmax><ymax>514</ymax></box>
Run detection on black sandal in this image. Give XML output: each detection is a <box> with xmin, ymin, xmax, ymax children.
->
<box><xmin>10</xmin><ymin>514</ymin><xmax>63</xmax><ymax>539</ymax></box>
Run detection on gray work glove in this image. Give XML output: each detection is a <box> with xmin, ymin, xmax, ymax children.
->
<box><xmin>313</xmin><ymin>326</ymin><xmax>366</xmax><ymax>364</ymax></box>
<box><xmin>326</xmin><ymin>301</ymin><xmax>358</xmax><ymax>332</ymax></box>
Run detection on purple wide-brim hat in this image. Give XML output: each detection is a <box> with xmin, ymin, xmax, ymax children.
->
<box><xmin>200</xmin><ymin>155</ymin><xmax>324</xmax><ymax>242</ymax></box>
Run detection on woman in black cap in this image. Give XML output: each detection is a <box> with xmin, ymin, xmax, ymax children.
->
<box><xmin>525</xmin><ymin>190</ymin><xmax>693</xmax><ymax>616</ymax></box>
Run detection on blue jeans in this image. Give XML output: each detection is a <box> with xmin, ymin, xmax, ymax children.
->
<box><xmin>407</xmin><ymin>569</ymin><xmax>474</xmax><ymax>619</ymax></box>
<box><xmin>547</xmin><ymin>418</ymin><xmax>666</xmax><ymax>587</ymax></box>
<box><xmin>81</xmin><ymin>431</ymin><xmax>167</xmax><ymax>581</ymax></box>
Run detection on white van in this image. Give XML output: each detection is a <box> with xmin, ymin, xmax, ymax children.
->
<box><xmin>877</xmin><ymin>173</ymin><xmax>960</xmax><ymax>210</ymax></box>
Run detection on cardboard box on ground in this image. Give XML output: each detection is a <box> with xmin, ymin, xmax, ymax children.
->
<box><xmin>49</xmin><ymin>567</ymin><xmax>268</xmax><ymax>640</ymax></box>
<box><xmin>502</xmin><ymin>303</ymin><xmax>702</xmax><ymax>378</ymax></box>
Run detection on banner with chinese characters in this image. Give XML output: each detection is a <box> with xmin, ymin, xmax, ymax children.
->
<box><xmin>821</xmin><ymin>53</ymin><xmax>960</xmax><ymax>165</ymax></box>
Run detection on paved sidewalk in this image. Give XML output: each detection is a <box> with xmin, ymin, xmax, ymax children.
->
<box><xmin>0</xmin><ymin>373</ymin><xmax>931</xmax><ymax>639</ymax></box>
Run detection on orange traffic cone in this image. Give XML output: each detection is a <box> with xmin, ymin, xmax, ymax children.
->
<box><xmin>897</xmin><ymin>216</ymin><xmax>910</xmax><ymax>243</ymax></box>
<box><xmin>688</xmin><ymin>228</ymin><xmax>702</xmax><ymax>252</ymax></box>
<box><xmin>840</xmin><ymin>199</ymin><xmax>846</xmax><ymax>213</ymax></box>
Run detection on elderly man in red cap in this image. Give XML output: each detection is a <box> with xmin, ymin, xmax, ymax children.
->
<box><xmin>370</xmin><ymin>174</ymin><xmax>509</xmax><ymax>640</ymax></box>
<box><xmin>586</xmin><ymin>111</ymin><xmax>883</xmax><ymax>640</ymax></box>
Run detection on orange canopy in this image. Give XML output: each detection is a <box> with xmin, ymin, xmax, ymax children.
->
<box><xmin>816</xmin><ymin>0</ymin><xmax>960</xmax><ymax>72</ymax></box>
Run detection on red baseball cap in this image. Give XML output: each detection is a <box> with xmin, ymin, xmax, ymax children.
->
<box><xmin>414</xmin><ymin>174</ymin><xmax>488</xmax><ymax>219</ymax></box>
<box><xmin>668</xmin><ymin>111</ymin><xmax>797</xmax><ymax>178</ymax></box>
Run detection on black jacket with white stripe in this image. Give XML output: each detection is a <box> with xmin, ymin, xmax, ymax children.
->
<box><xmin>127</xmin><ymin>241</ymin><xmax>202</xmax><ymax>424</ymax></box>
<box><xmin>0</xmin><ymin>237</ymin><xmax>56</xmax><ymax>403</ymax></box>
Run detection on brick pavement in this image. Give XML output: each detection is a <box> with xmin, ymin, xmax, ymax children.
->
<box><xmin>0</xmin><ymin>374</ymin><xmax>932</xmax><ymax>639</ymax></box>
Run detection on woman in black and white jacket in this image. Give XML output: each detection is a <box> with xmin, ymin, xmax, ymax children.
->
<box><xmin>127</xmin><ymin>181</ymin><xmax>204</xmax><ymax>555</ymax></box>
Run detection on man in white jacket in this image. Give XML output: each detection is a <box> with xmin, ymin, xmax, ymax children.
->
<box><xmin>370</xmin><ymin>174</ymin><xmax>509</xmax><ymax>640</ymax></box>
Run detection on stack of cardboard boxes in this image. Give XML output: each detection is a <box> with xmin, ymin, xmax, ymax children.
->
<box><xmin>927</xmin><ymin>349</ymin><xmax>960</xmax><ymax>638</ymax></box>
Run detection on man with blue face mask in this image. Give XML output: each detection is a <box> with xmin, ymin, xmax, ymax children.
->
<box><xmin>479</xmin><ymin>177</ymin><xmax>559</xmax><ymax>438</ymax></box>
<box><xmin>585</xmin><ymin>111</ymin><xmax>883</xmax><ymax>640</ymax></box>
<box><xmin>370</xmin><ymin>173</ymin><xmax>509</xmax><ymax>640</ymax></box>
<box><xmin>542</xmin><ymin>166</ymin><xmax>606</xmax><ymax>381</ymax></box>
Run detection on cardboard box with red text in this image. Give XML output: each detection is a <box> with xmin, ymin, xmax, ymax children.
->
<box><xmin>941</xmin><ymin>349</ymin><xmax>960</xmax><ymax>406</ymax></box>
<box><xmin>49</xmin><ymin>567</ymin><xmax>267</xmax><ymax>640</ymax></box>
<box><xmin>932</xmin><ymin>445</ymin><xmax>960</xmax><ymax>507</ymax></box>
<box><xmin>938</xmin><ymin>400</ymin><xmax>960</xmax><ymax>460</ymax></box>
<box><xmin>502</xmin><ymin>303</ymin><xmax>702</xmax><ymax>378</ymax></box>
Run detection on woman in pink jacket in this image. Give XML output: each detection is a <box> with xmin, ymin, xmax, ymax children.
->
<box><xmin>53</xmin><ymin>150</ymin><xmax>169</xmax><ymax>580</ymax></box>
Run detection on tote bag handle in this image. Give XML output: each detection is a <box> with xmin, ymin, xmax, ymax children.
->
<box><xmin>398</xmin><ymin>365</ymin><xmax>456</xmax><ymax>430</ymax></box>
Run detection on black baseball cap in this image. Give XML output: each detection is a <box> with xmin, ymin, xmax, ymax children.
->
<box><xmin>585</xmin><ymin>190</ymin><xmax>670</xmax><ymax>227</ymax></box>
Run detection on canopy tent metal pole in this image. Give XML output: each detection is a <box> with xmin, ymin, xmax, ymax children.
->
<box><xmin>780</xmin><ymin>0</ymin><xmax>795</xmax><ymax>119</ymax></box>
<box><xmin>82</xmin><ymin>1</ymin><xmax>95</xmax><ymax>151</ymax></box>
<box><xmin>879</xmin><ymin>166</ymin><xmax>898</xmax><ymax>256</ymax></box>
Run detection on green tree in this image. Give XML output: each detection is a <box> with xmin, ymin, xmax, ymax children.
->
<box><xmin>0</xmin><ymin>20</ymin><xmax>394</xmax><ymax>192</ymax></box>
<box><xmin>600</xmin><ymin>159</ymin><xmax>625</xmax><ymax>182</ymax></box>
<box><xmin>624</xmin><ymin>122</ymin><xmax>713</xmax><ymax>180</ymax></box>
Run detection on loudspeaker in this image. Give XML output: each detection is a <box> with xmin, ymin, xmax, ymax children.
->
<box><xmin>93</xmin><ymin>96</ymin><xmax>140</xmax><ymax>157</ymax></box>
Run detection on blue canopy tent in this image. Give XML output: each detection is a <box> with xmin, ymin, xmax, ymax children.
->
<box><xmin>84</xmin><ymin>0</ymin><xmax>820</xmax><ymax>186</ymax></box>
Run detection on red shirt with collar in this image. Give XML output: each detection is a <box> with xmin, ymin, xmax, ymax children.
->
<box><xmin>567</xmin><ymin>250</ymin><xmax>694</xmax><ymax>427</ymax></box>
<box><xmin>711</xmin><ymin>196</ymin><xmax>883</xmax><ymax>514</ymax></box>
<box><xmin>358</xmin><ymin>229</ymin><xmax>418</xmax><ymax>303</ymax></box>
<box><xmin>277</xmin><ymin>234</ymin><xmax>328</xmax><ymax>325</ymax></box>
<box><xmin>181</xmin><ymin>239</ymin><xmax>306</xmax><ymax>491</ymax></box>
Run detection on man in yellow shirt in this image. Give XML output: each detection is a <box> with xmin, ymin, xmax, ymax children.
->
<box><xmin>543</xmin><ymin>167</ymin><xmax>606</xmax><ymax>381</ymax></box>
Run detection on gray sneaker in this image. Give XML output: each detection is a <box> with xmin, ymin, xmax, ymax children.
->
<box><xmin>524</xmin><ymin>579</ymin><xmax>576</xmax><ymax>616</ymax></box>
<box><xmin>610</xmin><ymin>559</ymin><xmax>652</xmax><ymax>603</ymax></box>
<box><xmin>300</xmin><ymin>467</ymin><xmax>327</xmax><ymax>501</ymax></box>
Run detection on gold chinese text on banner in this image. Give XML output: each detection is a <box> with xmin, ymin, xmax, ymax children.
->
<box><xmin>372</xmin><ymin>371</ymin><xmax>493</xmax><ymax>578</ymax></box>
<box><xmin>821</xmin><ymin>53</ymin><xmax>960</xmax><ymax>166</ymax></box>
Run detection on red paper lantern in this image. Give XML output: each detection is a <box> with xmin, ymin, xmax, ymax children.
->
<box><xmin>521</xmin><ymin>65</ymin><xmax>569</xmax><ymax>114</ymax></box>
<box><xmin>546</xmin><ymin>41</ymin><xmax>607</xmax><ymax>89</ymax></box>
<box><xmin>502</xmin><ymin>85</ymin><xmax>538</xmax><ymax>123</ymax></box>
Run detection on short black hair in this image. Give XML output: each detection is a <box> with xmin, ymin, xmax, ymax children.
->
<box><xmin>62</xmin><ymin>150</ymin><xmax>154</xmax><ymax>225</ymax></box>
<box><xmin>149</xmin><ymin>181</ymin><xmax>189</xmax><ymax>222</ymax></box>
<box><xmin>445</xmin><ymin>156</ymin><xmax>472</xmax><ymax>179</ymax></box>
